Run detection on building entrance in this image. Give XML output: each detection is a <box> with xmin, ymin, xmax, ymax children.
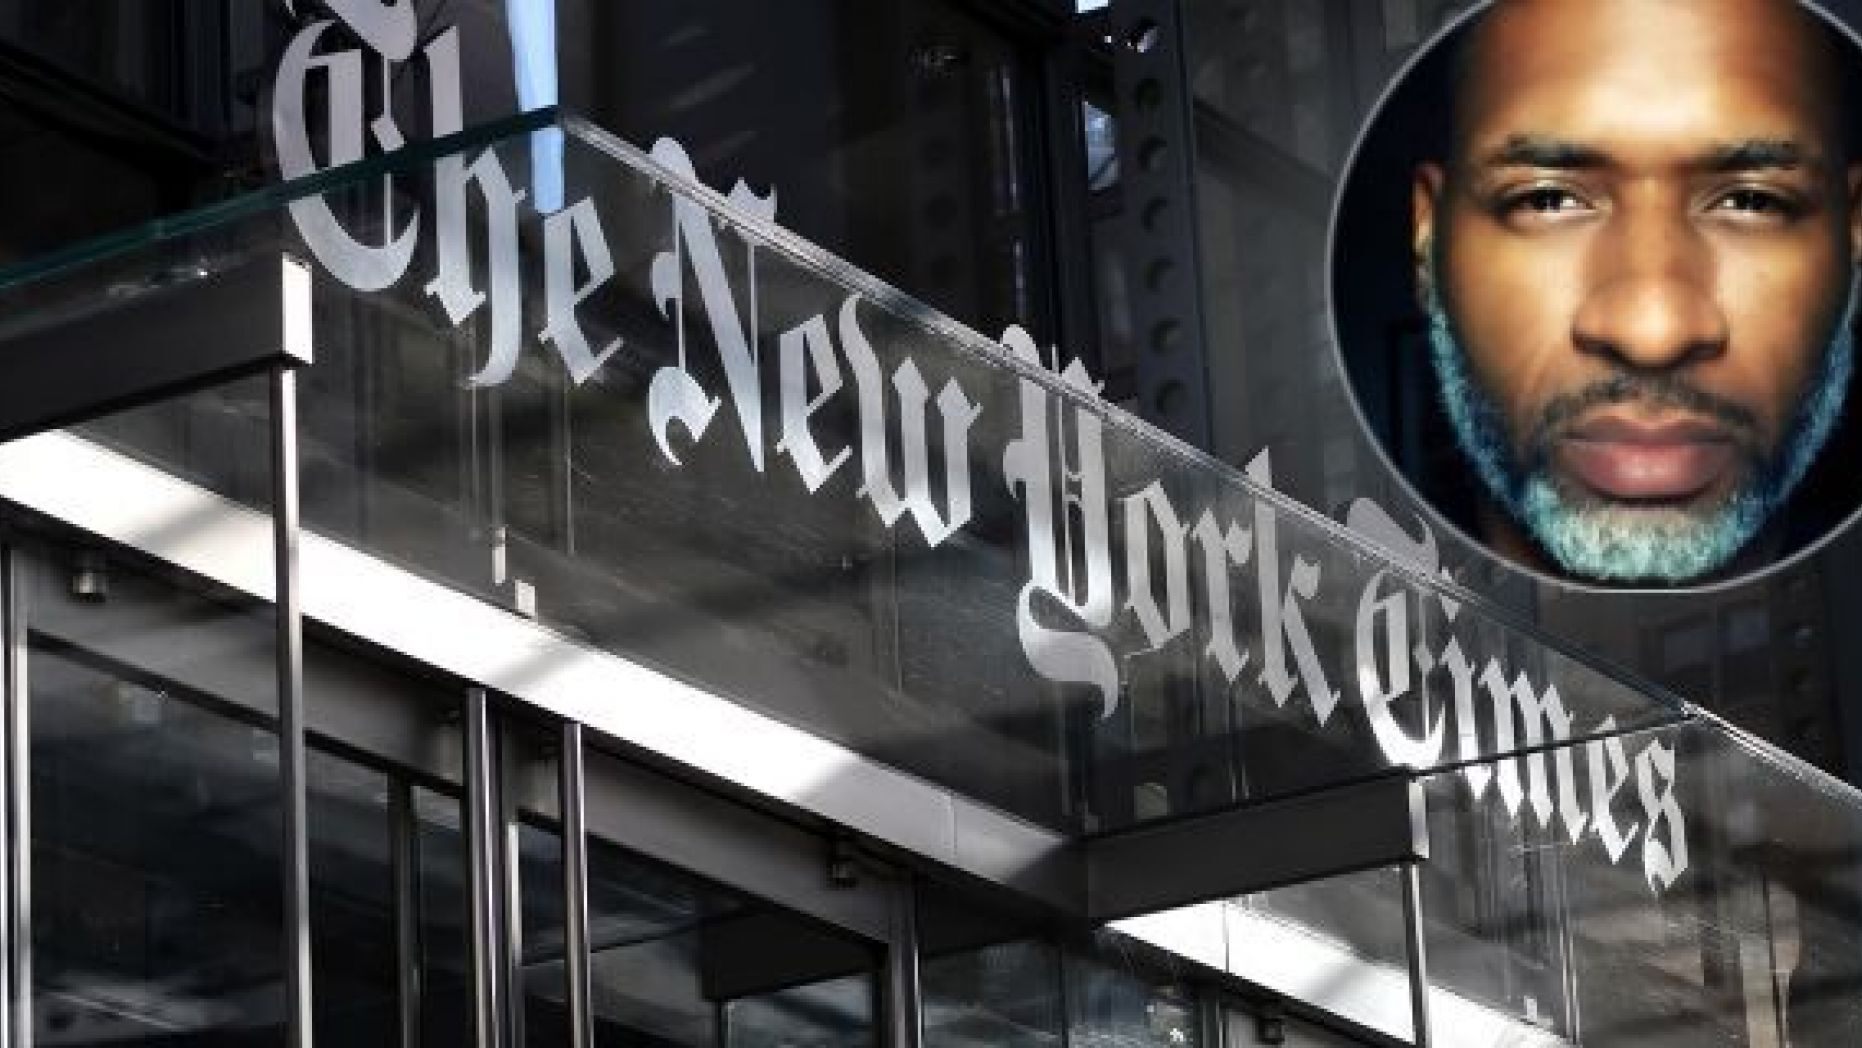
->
<box><xmin>9</xmin><ymin>532</ymin><xmax>890</xmax><ymax>1047</ymax></box>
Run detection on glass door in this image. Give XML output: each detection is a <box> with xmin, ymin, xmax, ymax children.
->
<box><xmin>2</xmin><ymin>528</ymin><xmax>891</xmax><ymax>1048</ymax></box>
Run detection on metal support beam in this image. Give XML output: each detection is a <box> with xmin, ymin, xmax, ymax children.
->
<box><xmin>1</xmin><ymin>546</ymin><xmax>27</xmax><ymax>1048</ymax></box>
<box><xmin>0</xmin><ymin>254</ymin><xmax>314</xmax><ymax>443</ymax></box>
<box><xmin>1401</xmin><ymin>862</ymin><xmax>1432</xmax><ymax>1047</ymax></box>
<box><xmin>1110</xmin><ymin>0</ymin><xmax>1214</xmax><ymax>445</ymax></box>
<box><xmin>561</xmin><ymin>722</ymin><xmax>593</xmax><ymax>1048</ymax></box>
<box><xmin>272</xmin><ymin>368</ymin><xmax>313</xmax><ymax>1048</ymax></box>
<box><xmin>883</xmin><ymin>876</ymin><xmax>924</xmax><ymax>1048</ymax></box>
<box><xmin>465</xmin><ymin>689</ymin><xmax>507</xmax><ymax>1048</ymax></box>
<box><xmin>1084</xmin><ymin>776</ymin><xmax>1428</xmax><ymax>923</ymax></box>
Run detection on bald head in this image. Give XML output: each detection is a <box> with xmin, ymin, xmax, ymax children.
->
<box><xmin>1448</xmin><ymin>0</ymin><xmax>1854</xmax><ymax>166</ymax></box>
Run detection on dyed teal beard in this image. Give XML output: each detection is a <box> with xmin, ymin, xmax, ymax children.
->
<box><xmin>1424</xmin><ymin>292</ymin><xmax>1855</xmax><ymax>584</ymax></box>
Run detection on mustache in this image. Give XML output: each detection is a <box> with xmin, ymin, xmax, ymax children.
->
<box><xmin>1525</xmin><ymin>373</ymin><xmax>1763</xmax><ymax>452</ymax></box>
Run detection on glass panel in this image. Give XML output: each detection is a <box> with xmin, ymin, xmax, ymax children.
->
<box><xmin>1242</xmin><ymin>865</ymin><xmax>1408</xmax><ymax>972</ymax></box>
<box><xmin>725</xmin><ymin>975</ymin><xmax>874</xmax><ymax>1048</ymax></box>
<box><xmin>308</xmin><ymin>751</ymin><xmax>398</xmax><ymax>1045</ymax></box>
<box><xmin>516</xmin><ymin>814</ymin><xmax>569</xmax><ymax>1045</ymax></box>
<box><xmin>416</xmin><ymin>786</ymin><xmax>472</xmax><ymax>1048</ymax></box>
<box><xmin>1118</xmin><ymin>706</ymin><xmax>1862</xmax><ymax>1044</ymax></box>
<box><xmin>30</xmin><ymin>643</ymin><xmax>282</xmax><ymax>1043</ymax></box>
<box><xmin>1066</xmin><ymin>954</ymin><xmax>1200</xmax><ymax>1048</ymax></box>
<box><xmin>11</xmin><ymin>113</ymin><xmax>1702</xmax><ymax>834</ymax></box>
<box><xmin>1417</xmin><ymin>721</ymin><xmax>1862</xmax><ymax>1045</ymax></box>
<box><xmin>482</xmin><ymin>119</ymin><xmax>1694</xmax><ymax>831</ymax></box>
<box><xmin>923</xmin><ymin>940</ymin><xmax>1064</xmax><ymax>1048</ymax></box>
<box><xmin>26</xmin><ymin>537</ymin><xmax>285</xmax><ymax>1044</ymax></box>
<box><xmin>505</xmin><ymin>722</ymin><xmax>568</xmax><ymax>1046</ymax></box>
<box><xmin>11</xmin><ymin>357</ymin><xmax>291</xmax><ymax>1046</ymax></box>
<box><xmin>581</xmin><ymin>749</ymin><xmax>879</xmax><ymax>1047</ymax></box>
<box><xmin>585</xmin><ymin>833</ymin><xmax>733</xmax><ymax>1047</ymax></box>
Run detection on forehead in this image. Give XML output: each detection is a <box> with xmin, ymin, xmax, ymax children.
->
<box><xmin>1454</xmin><ymin>0</ymin><xmax>1843</xmax><ymax>158</ymax></box>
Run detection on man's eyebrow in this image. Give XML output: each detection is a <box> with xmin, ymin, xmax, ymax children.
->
<box><xmin>1697</xmin><ymin>139</ymin><xmax>1819</xmax><ymax>172</ymax></box>
<box><xmin>1475</xmin><ymin>136</ymin><xmax>1608</xmax><ymax>170</ymax></box>
<box><xmin>1471</xmin><ymin>135</ymin><xmax>1826</xmax><ymax>173</ymax></box>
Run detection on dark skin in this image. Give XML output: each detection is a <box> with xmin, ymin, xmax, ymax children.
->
<box><xmin>1413</xmin><ymin>0</ymin><xmax>1862</xmax><ymax>577</ymax></box>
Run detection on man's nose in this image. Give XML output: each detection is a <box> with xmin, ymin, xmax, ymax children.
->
<box><xmin>1571</xmin><ymin>233</ymin><xmax>1728</xmax><ymax>371</ymax></box>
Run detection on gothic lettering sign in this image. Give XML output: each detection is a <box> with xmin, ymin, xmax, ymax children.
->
<box><xmin>271</xmin><ymin>2</ymin><xmax>1690</xmax><ymax>892</ymax></box>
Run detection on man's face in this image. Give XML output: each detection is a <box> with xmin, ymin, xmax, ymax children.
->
<box><xmin>1414</xmin><ymin>0</ymin><xmax>1861</xmax><ymax>583</ymax></box>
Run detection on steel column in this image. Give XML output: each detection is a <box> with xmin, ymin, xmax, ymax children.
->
<box><xmin>883</xmin><ymin>877</ymin><xmax>924</xmax><ymax>1048</ymax></box>
<box><xmin>465</xmin><ymin>688</ymin><xmax>507</xmax><ymax>1048</ymax></box>
<box><xmin>272</xmin><ymin>368</ymin><xmax>313</xmax><ymax>1048</ymax></box>
<box><xmin>1401</xmin><ymin>861</ymin><xmax>1433</xmax><ymax>1047</ymax></box>
<box><xmin>1</xmin><ymin>546</ymin><xmax>27</xmax><ymax>1048</ymax></box>
<box><xmin>561</xmin><ymin>722</ymin><xmax>594</xmax><ymax>1048</ymax></box>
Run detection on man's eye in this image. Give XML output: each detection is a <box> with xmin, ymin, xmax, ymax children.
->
<box><xmin>1710</xmin><ymin>188</ymin><xmax>1798</xmax><ymax>217</ymax></box>
<box><xmin>1504</xmin><ymin>187</ymin><xmax>1590</xmax><ymax>216</ymax></box>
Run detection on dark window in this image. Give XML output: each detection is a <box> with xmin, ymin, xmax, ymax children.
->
<box><xmin>560</xmin><ymin>0</ymin><xmax>1050</xmax><ymax>343</ymax></box>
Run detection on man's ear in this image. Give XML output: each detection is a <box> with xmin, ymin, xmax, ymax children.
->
<box><xmin>1413</xmin><ymin>162</ymin><xmax>1446</xmax><ymax>309</ymax></box>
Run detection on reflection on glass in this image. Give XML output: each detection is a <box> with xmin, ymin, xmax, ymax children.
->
<box><xmin>923</xmin><ymin>940</ymin><xmax>1063</xmax><ymax>1047</ymax></box>
<box><xmin>508</xmin><ymin>722</ymin><xmax>569</xmax><ymax>1046</ymax></box>
<box><xmin>1419</xmin><ymin>722</ymin><xmax>1862</xmax><ymax>1046</ymax></box>
<box><xmin>1418</xmin><ymin>779</ymin><xmax>1572</xmax><ymax>1036</ymax></box>
<box><xmin>47</xmin><ymin>114</ymin><xmax>1701</xmax><ymax>840</ymax></box>
<box><xmin>1083</xmin><ymin>102</ymin><xmax>1119</xmax><ymax>193</ymax></box>
<box><xmin>78</xmin><ymin>374</ymin><xmax>276</xmax><ymax>513</ymax></box>
<box><xmin>308</xmin><ymin>750</ymin><xmax>397</xmax><ymax>1045</ymax></box>
<box><xmin>583</xmin><ymin>834</ymin><xmax>877</xmax><ymax>1047</ymax></box>
<box><xmin>416</xmin><ymin>786</ymin><xmax>472</xmax><ymax>1048</ymax></box>
<box><xmin>587</xmin><ymin>837</ymin><xmax>726</xmax><ymax>1047</ymax></box>
<box><xmin>1243</xmin><ymin>866</ymin><xmax>1407</xmax><ymax>972</ymax></box>
<box><xmin>1066</xmin><ymin>954</ymin><xmax>1198</xmax><ymax>1048</ymax></box>
<box><xmin>726</xmin><ymin>975</ymin><xmax>873</xmax><ymax>1048</ymax></box>
<box><xmin>517</xmin><ymin>819</ymin><xmax>569</xmax><ymax>1044</ymax></box>
<box><xmin>30</xmin><ymin>641</ymin><xmax>286</xmax><ymax>1044</ymax></box>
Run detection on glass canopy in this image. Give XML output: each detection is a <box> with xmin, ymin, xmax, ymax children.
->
<box><xmin>1</xmin><ymin>110</ymin><xmax>1856</xmax><ymax>1044</ymax></box>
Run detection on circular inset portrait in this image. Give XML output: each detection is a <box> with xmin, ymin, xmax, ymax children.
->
<box><xmin>1331</xmin><ymin>0</ymin><xmax>1862</xmax><ymax>589</ymax></box>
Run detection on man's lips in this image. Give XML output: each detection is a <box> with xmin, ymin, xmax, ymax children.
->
<box><xmin>1553</xmin><ymin>414</ymin><xmax>1740</xmax><ymax>501</ymax></box>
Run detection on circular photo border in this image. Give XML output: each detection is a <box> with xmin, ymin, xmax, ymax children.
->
<box><xmin>1325</xmin><ymin>0</ymin><xmax>1862</xmax><ymax>594</ymax></box>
